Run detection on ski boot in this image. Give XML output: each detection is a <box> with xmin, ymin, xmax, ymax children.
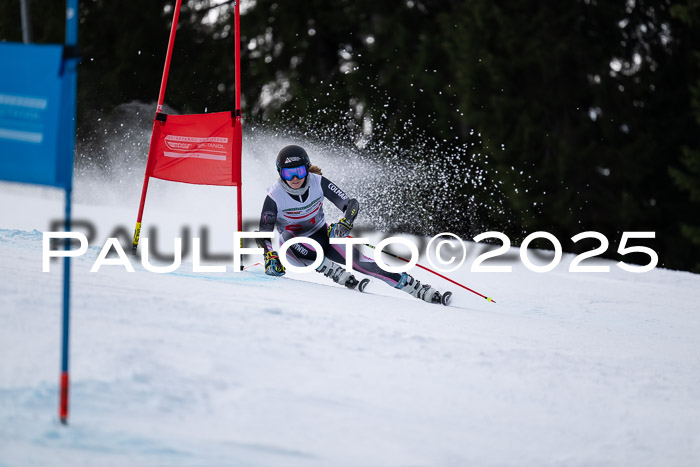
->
<box><xmin>316</xmin><ymin>257</ymin><xmax>370</xmax><ymax>292</ymax></box>
<box><xmin>395</xmin><ymin>273</ymin><xmax>452</xmax><ymax>306</ymax></box>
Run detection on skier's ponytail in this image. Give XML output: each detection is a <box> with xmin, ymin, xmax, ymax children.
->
<box><xmin>309</xmin><ymin>165</ymin><xmax>323</xmax><ymax>175</ymax></box>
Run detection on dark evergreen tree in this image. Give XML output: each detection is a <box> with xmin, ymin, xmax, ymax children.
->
<box><xmin>442</xmin><ymin>0</ymin><xmax>697</xmax><ymax>269</ymax></box>
<box><xmin>669</xmin><ymin>0</ymin><xmax>700</xmax><ymax>271</ymax></box>
<box><xmin>238</xmin><ymin>0</ymin><xmax>460</xmax><ymax>146</ymax></box>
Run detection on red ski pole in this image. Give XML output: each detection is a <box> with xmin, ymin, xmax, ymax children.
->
<box><xmin>356</xmin><ymin>239</ymin><xmax>496</xmax><ymax>303</ymax></box>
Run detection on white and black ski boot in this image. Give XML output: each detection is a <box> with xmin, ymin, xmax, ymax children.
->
<box><xmin>396</xmin><ymin>273</ymin><xmax>452</xmax><ymax>306</ymax></box>
<box><xmin>316</xmin><ymin>258</ymin><xmax>370</xmax><ymax>292</ymax></box>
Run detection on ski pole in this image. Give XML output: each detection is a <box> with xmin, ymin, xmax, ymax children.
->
<box><xmin>243</xmin><ymin>261</ymin><xmax>262</xmax><ymax>271</ymax></box>
<box><xmin>355</xmin><ymin>238</ymin><xmax>496</xmax><ymax>303</ymax></box>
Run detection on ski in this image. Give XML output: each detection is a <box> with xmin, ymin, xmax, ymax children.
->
<box><xmin>359</xmin><ymin>278</ymin><xmax>370</xmax><ymax>292</ymax></box>
<box><xmin>241</xmin><ymin>264</ymin><xmax>457</xmax><ymax>306</ymax></box>
<box><xmin>344</xmin><ymin>275</ymin><xmax>371</xmax><ymax>293</ymax></box>
<box><xmin>440</xmin><ymin>291</ymin><xmax>453</xmax><ymax>306</ymax></box>
<box><xmin>242</xmin><ymin>263</ymin><xmax>372</xmax><ymax>294</ymax></box>
<box><xmin>429</xmin><ymin>290</ymin><xmax>453</xmax><ymax>306</ymax></box>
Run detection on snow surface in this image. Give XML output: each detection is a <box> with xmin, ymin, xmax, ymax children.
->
<box><xmin>2</xmin><ymin>137</ymin><xmax>700</xmax><ymax>466</ymax></box>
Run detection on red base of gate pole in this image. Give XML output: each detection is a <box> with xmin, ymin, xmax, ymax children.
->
<box><xmin>59</xmin><ymin>371</ymin><xmax>69</xmax><ymax>424</ymax></box>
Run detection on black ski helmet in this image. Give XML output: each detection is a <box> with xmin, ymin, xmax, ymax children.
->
<box><xmin>276</xmin><ymin>145</ymin><xmax>310</xmax><ymax>176</ymax></box>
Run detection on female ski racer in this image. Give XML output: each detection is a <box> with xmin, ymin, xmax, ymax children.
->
<box><xmin>257</xmin><ymin>144</ymin><xmax>450</xmax><ymax>304</ymax></box>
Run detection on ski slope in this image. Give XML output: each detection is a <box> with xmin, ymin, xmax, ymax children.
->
<box><xmin>1</xmin><ymin>136</ymin><xmax>700</xmax><ymax>466</ymax></box>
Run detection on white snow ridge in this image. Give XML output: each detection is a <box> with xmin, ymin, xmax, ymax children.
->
<box><xmin>1</xmin><ymin>142</ymin><xmax>700</xmax><ymax>466</ymax></box>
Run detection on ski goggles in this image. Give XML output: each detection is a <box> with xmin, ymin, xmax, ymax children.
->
<box><xmin>280</xmin><ymin>165</ymin><xmax>308</xmax><ymax>181</ymax></box>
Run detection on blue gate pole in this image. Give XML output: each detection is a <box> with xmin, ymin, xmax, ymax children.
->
<box><xmin>59</xmin><ymin>0</ymin><xmax>79</xmax><ymax>426</ymax></box>
<box><xmin>66</xmin><ymin>0</ymin><xmax>78</xmax><ymax>46</ymax></box>
<box><xmin>59</xmin><ymin>188</ymin><xmax>72</xmax><ymax>424</ymax></box>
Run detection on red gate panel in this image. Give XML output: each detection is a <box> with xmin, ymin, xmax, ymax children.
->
<box><xmin>146</xmin><ymin>111</ymin><xmax>241</xmax><ymax>186</ymax></box>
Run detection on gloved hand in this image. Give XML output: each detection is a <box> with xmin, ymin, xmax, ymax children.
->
<box><xmin>264</xmin><ymin>251</ymin><xmax>286</xmax><ymax>276</ymax></box>
<box><xmin>328</xmin><ymin>217</ymin><xmax>353</xmax><ymax>238</ymax></box>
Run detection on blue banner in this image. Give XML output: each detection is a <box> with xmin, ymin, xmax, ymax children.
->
<box><xmin>0</xmin><ymin>42</ymin><xmax>75</xmax><ymax>189</ymax></box>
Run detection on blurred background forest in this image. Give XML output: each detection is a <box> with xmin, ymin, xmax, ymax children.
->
<box><xmin>1</xmin><ymin>0</ymin><xmax>699</xmax><ymax>271</ymax></box>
